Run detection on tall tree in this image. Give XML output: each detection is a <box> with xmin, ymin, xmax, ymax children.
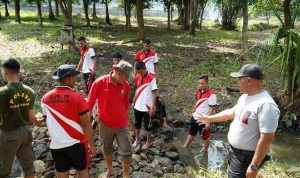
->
<box><xmin>124</xmin><ymin>0</ymin><xmax>135</xmax><ymax>27</ymax></box>
<box><xmin>14</xmin><ymin>0</ymin><xmax>21</xmax><ymax>23</ymax></box>
<box><xmin>83</xmin><ymin>0</ymin><xmax>91</xmax><ymax>26</ymax></box>
<box><xmin>48</xmin><ymin>0</ymin><xmax>56</xmax><ymax>20</ymax></box>
<box><xmin>161</xmin><ymin>0</ymin><xmax>173</xmax><ymax>30</ymax></box>
<box><xmin>102</xmin><ymin>0</ymin><xmax>112</xmax><ymax>25</ymax></box>
<box><xmin>58</xmin><ymin>0</ymin><xmax>72</xmax><ymax>26</ymax></box>
<box><xmin>196</xmin><ymin>0</ymin><xmax>208</xmax><ymax>30</ymax></box>
<box><xmin>91</xmin><ymin>0</ymin><xmax>99</xmax><ymax>19</ymax></box>
<box><xmin>189</xmin><ymin>0</ymin><xmax>196</xmax><ymax>35</ymax></box>
<box><xmin>216</xmin><ymin>0</ymin><xmax>241</xmax><ymax>30</ymax></box>
<box><xmin>241</xmin><ymin>0</ymin><xmax>248</xmax><ymax>51</ymax></box>
<box><xmin>37</xmin><ymin>0</ymin><xmax>43</xmax><ymax>27</ymax></box>
<box><xmin>136</xmin><ymin>0</ymin><xmax>145</xmax><ymax>40</ymax></box>
<box><xmin>54</xmin><ymin>0</ymin><xmax>59</xmax><ymax>16</ymax></box>
<box><xmin>2</xmin><ymin>0</ymin><xmax>10</xmax><ymax>16</ymax></box>
<box><xmin>182</xmin><ymin>0</ymin><xmax>190</xmax><ymax>30</ymax></box>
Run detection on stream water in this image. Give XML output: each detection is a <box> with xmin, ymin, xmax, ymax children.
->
<box><xmin>170</xmin><ymin>128</ymin><xmax>300</xmax><ymax>170</ymax></box>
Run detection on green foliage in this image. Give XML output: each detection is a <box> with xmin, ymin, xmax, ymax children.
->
<box><xmin>267</xmin><ymin>0</ymin><xmax>300</xmax><ymax>104</ymax></box>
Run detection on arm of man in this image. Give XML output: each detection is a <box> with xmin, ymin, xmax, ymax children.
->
<box><xmin>91</xmin><ymin>56</ymin><xmax>96</xmax><ymax>76</ymax></box>
<box><xmin>205</xmin><ymin>106</ymin><xmax>215</xmax><ymax>129</ymax></box>
<box><xmin>80</xmin><ymin>113</ymin><xmax>96</xmax><ymax>157</ymax></box>
<box><xmin>154</xmin><ymin>63</ymin><xmax>158</xmax><ymax>80</ymax></box>
<box><xmin>150</xmin><ymin>90</ymin><xmax>157</xmax><ymax>116</ymax></box>
<box><xmin>76</xmin><ymin>57</ymin><xmax>83</xmax><ymax>71</ymax></box>
<box><xmin>196</xmin><ymin>105</ymin><xmax>236</xmax><ymax>125</ymax></box>
<box><xmin>29</xmin><ymin>110</ymin><xmax>42</xmax><ymax>127</ymax></box>
<box><xmin>246</xmin><ymin>132</ymin><xmax>275</xmax><ymax>178</ymax></box>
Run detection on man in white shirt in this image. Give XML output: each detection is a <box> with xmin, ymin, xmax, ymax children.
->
<box><xmin>76</xmin><ymin>37</ymin><xmax>96</xmax><ymax>94</ymax></box>
<box><xmin>197</xmin><ymin>64</ymin><xmax>280</xmax><ymax>178</ymax></box>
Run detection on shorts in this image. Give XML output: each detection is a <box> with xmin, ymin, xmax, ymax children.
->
<box><xmin>51</xmin><ymin>143</ymin><xmax>87</xmax><ymax>172</ymax></box>
<box><xmin>99</xmin><ymin>122</ymin><xmax>132</xmax><ymax>163</ymax></box>
<box><xmin>134</xmin><ymin>109</ymin><xmax>152</xmax><ymax>131</ymax></box>
<box><xmin>189</xmin><ymin>116</ymin><xmax>210</xmax><ymax>140</ymax></box>
<box><xmin>0</xmin><ymin>126</ymin><xmax>36</xmax><ymax>177</ymax></box>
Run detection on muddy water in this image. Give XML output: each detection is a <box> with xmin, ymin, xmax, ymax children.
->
<box><xmin>170</xmin><ymin>128</ymin><xmax>300</xmax><ymax>170</ymax></box>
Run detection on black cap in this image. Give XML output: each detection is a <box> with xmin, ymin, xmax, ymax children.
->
<box><xmin>113</xmin><ymin>52</ymin><xmax>122</xmax><ymax>59</ymax></box>
<box><xmin>230</xmin><ymin>64</ymin><xmax>263</xmax><ymax>80</ymax></box>
<box><xmin>52</xmin><ymin>64</ymin><xmax>80</xmax><ymax>80</ymax></box>
<box><xmin>135</xmin><ymin>61</ymin><xmax>146</xmax><ymax>70</ymax></box>
<box><xmin>143</xmin><ymin>39</ymin><xmax>151</xmax><ymax>44</ymax></box>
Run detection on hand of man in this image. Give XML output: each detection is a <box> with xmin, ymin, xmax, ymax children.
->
<box><xmin>195</xmin><ymin>114</ymin><xmax>210</xmax><ymax>125</ymax></box>
<box><xmin>246</xmin><ymin>165</ymin><xmax>258</xmax><ymax>178</ymax></box>
<box><xmin>89</xmin><ymin>145</ymin><xmax>97</xmax><ymax>158</ymax></box>
<box><xmin>205</xmin><ymin>123</ymin><xmax>210</xmax><ymax>129</ymax></box>
<box><xmin>149</xmin><ymin>107</ymin><xmax>156</xmax><ymax>116</ymax></box>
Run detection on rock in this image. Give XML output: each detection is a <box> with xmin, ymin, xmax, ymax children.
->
<box><xmin>34</xmin><ymin>160</ymin><xmax>46</xmax><ymax>175</ymax></box>
<box><xmin>112</xmin><ymin>161</ymin><xmax>118</xmax><ymax>167</ymax></box>
<box><xmin>174</xmin><ymin>164</ymin><xmax>184</xmax><ymax>173</ymax></box>
<box><xmin>147</xmin><ymin>154</ymin><xmax>154</xmax><ymax>162</ymax></box>
<box><xmin>138</xmin><ymin>161</ymin><xmax>147</xmax><ymax>167</ymax></box>
<box><xmin>157</xmin><ymin>157</ymin><xmax>172</xmax><ymax>167</ymax></box>
<box><xmin>148</xmin><ymin>148</ymin><xmax>160</xmax><ymax>155</ymax></box>
<box><xmin>140</xmin><ymin>165</ymin><xmax>153</xmax><ymax>173</ymax></box>
<box><xmin>45</xmin><ymin>152</ymin><xmax>53</xmax><ymax>161</ymax></box>
<box><xmin>132</xmin><ymin>154</ymin><xmax>141</xmax><ymax>162</ymax></box>
<box><xmin>95</xmin><ymin>160</ymin><xmax>106</xmax><ymax>173</ymax></box>
<box><xmin>140</xmin><ymin>153</ymin><xmax>147</xmax><ymax>160</ymax></box>
<box><xmin>131</xmin><ymin>171</ymin><xmax>155</xmax><ymax>178</ymax></box>
<box><xmin>163</xmin><ymin>173</ymin><xmax>188</xmax><ymax>178</ymax></box>
<box><xmin>165</xmin><ymin>151</ymin><xmax>179</xmax><ymax>161</ymax></box>
<box><xmin>153</xmin><ymin>169</ymin><xmax>164</xmax><ymax>177</ymax></box>
<box><xmin>134</xmin><ymin>143</ymin><xmax>142</xmax><ymax>153</ymax></box>
<box><xmin>164</xmin><ymin>164</ymin><xmax>174</xmax><ymax>173</ymax></box>
<box><xmin>133</xmin><ymin>165</ymin><xmax>140</xmax><ymax>171</ymax></box>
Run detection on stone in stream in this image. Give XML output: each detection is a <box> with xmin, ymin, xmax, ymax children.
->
<box><xmin>165</xmin><ymin>151</ymin><xmax>179</xmax><ymax>161</ymax></box>
<box><xmin>131</xmin><ymin>171</ymin><xmax>155</xmax><ymax>178</ymax></box>
<box><xmin>174</xmin><ymin>163</ymin><xmax>184</xmax><ymax>173</ymax></box>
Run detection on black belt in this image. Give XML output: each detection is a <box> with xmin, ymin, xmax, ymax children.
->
<box><xmin>230</xmin><ymin>145</ymin><xmax>255</xmax><ymax>156</ymax></box>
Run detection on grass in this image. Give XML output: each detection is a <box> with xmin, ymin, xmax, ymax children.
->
<box><xmin>0</xmin><ymin>9</ymin><xmax>288</xmax><ymax>122</ymax></box>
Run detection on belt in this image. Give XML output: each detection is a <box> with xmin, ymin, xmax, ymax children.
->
<box><xmin>230</xmin><ymin>145</ymin><xmax>255</xmax><ymax>156</ymax></box>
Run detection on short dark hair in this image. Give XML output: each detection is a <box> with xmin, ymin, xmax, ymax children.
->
<box><xmin>143</xmin><ymin>39</ymin><xmax>151</xmax><ymax>45</ymax></box>
<box><xmin>135</xmin><ymin>61</ymin><xmax>146</xmax><ymax>70</ymax></box>
<box><xmin>113</xmin><ymin>52</ymin><xmax>122</xmax><ymax>59</ymax></box>
<box><xmin>199</xmin><ymin>75</ymin><xmax>208</xmax><ymax>82</ymax></box>
<box><xmin>1</xmin><ymin>58</ymin><xmax>20</xmax><ymax>74</ymax></box>
<box><xmin>78</xmin><ymin>36</ymin><xmax>86</xmax><ymax>42</ymax></box>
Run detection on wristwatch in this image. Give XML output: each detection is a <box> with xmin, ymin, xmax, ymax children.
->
<box><xmin>250</xmin><ymin>164</ymin><xmax>259</xmax><ymax>171</ymax></box>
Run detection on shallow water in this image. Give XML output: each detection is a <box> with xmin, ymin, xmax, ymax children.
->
<box><xmin>171</xmin><ymin>128</ymin><xmax>300</xmax><ymax>170</ymax></box>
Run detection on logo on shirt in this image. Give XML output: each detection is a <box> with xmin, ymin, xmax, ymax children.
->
<box><xmin>120</xmin><ymin>89</ymin><xmax>124</xmax><ymax>95</ymax></box>
<box><xmin>240</xmin><ymin>111</ymin><xmax>251</xmax><ymax>124</ymax></box>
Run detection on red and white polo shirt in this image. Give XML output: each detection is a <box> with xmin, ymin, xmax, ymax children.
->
<box><xmin>41</xmin><ymin>86</ymin><xmax>89</xmax><ymax>149</ymax></box>
<box><xmin>192</xmin><ymin>89</ymin><xmax>217</xmax><ymax>119</ymax></box>
<box><xmin>135</xmin><ymin>50</ymin><xmax>159</xmax><ymax>75</ymax></box>
<box><xmin>86</xmin><ymin>73</ymin><xmax>130</xmax><ymax>128</ymax></box>
<box><xmin>133</xmin><ymin>72</ymin><xmax>158</xmax><ymax>112</ymax></box>
<box><xmin>80</xmin><ymin>46</ymin><xmax>95</xmax><ymax>74</ymax></box>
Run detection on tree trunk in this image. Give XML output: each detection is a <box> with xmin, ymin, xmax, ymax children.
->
<box><xmin>189</xmin><ymin>0</ymin><xmax>196</xmax><ymax>35</ymax></box>
<box><xmin>48</xmin><ymin>0</ymin><xmax>56</xmax><ymax>20</ymax></box>
<box><xmin>92</xmin><ymin>0</ymin><xmax>97</xmax><ymax>20</ymax></box>
<box><xmin>14</xmin><ymin>0</ymin><xmax>21</xmax><ymax>23</ymax></box>
<box><xmin>283</xmin><ymin>0</ymin><xmax>293</xmax><ymax>29</ymax></box>
<box><xmin>55</xmin><ymin>0</ymin><xmax>59</xmax><ymax>17</ymax></box>
<box><xmin>37</xmin><ymin>0</ymin><xmax>43</xmax><ymax>27</ymax></box>
<box><xmin>5</xmin><ymin>1</ymin><xmax>10</xmax><ymax>16</ymax></box>
<box><xmin>136</xmin><ymin>0</ymin><xmax>145</xmax><ymax>40</ymax></box>
<box><xmin>182</xmin><ymin>0</ymin><xmax>190</xmax><ymax>30</ymax></box>
<box><xmin>105</xmin><ymin>0</ymin><xmax>111</xmax><ymax>25</ymax></box>
<box><xmin>167</xmin><ymin>3</ymin><xmax>171</xmax><ymax>30</ymax></box>
<box><xmin>58</xmin><ymin>0</ymin><xmax>72</xmax><ymax>26</ymax></box>
<box><xmin>171</xmin><ymin>6</ymin><xmax>173</xmax><ymax>21</ymax></box>
<box><xmin>241</xmin><ymin>0</ymin><xmax>248</xmax><ymax>51</ymax></box>
<box><xmin>124</xmin><ymin>0</ymin><xmax>131</xmax><ymax>27</ymax></box>
<box><xmin>83</xmin><ymin>0</ymin><xmax>90</xmax><ymax>27</ymax></box>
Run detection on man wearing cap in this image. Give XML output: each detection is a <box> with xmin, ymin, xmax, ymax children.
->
<box><xmin>134</xmin><ymin>39</ymin><xmax>159</xmax><ymax>79</ymax></box>
<box><xmin>76</xmin><ymin>36</ymin><xmax>96</xmax><ymax>94</ymax></box>
<box><xmin>0</xmin><ymin>58</ymin><xmax>41</xmax><ymax>178</ymax></box>
<box><xmin>87</xmin><ymin>60</ymin><xmax>133</xmax><ymax>178</ymax></box>
<box><xmin>132</xmin><ymin>61</ymin><xmax>158</xmax><ymax>150</ymax></box>
<box><xmin>196</xmin><ymin>64</ymin><xmax>280</xmax><ymax>178</ymax></box>
<box><xmin>41</xmin><ymin>64</ymin><xmax>96</xmax><ymax>178</ymax></box>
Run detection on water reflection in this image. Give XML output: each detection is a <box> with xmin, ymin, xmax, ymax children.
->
<box><xmin>171</xmin><ymin>128</ymin><xmax>300</xmax><ymax>170</ymax></box>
